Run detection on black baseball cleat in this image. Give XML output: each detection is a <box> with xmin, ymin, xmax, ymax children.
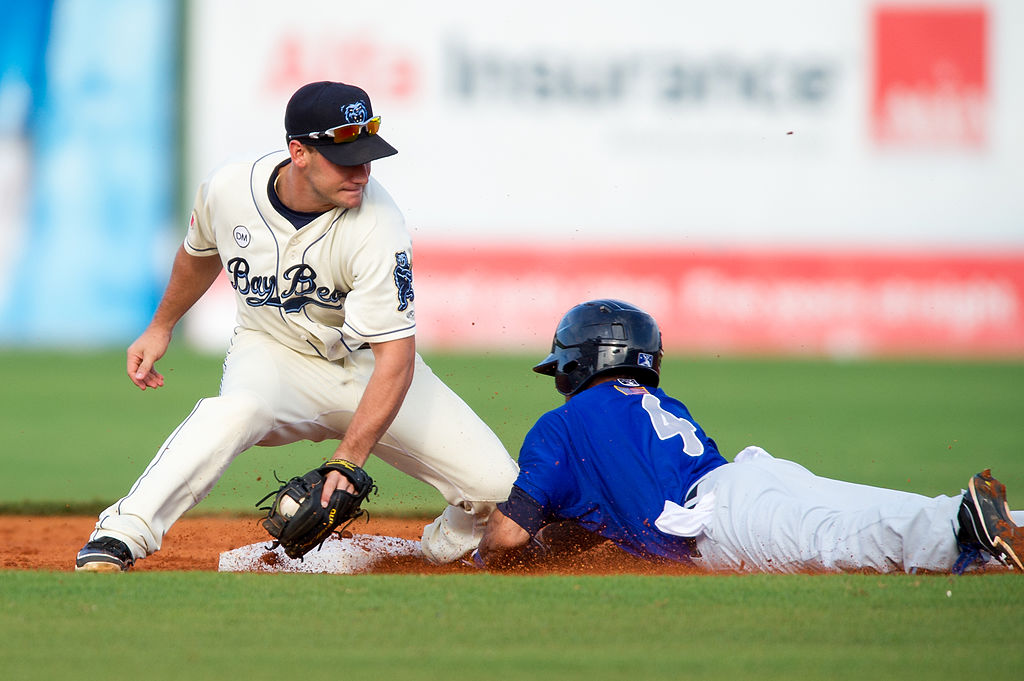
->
<box><xmin>955</xmin><ymin>469</ymin><xmax>1024</xmax><ymax>572</ymax></box>
<box><xmin>75</xmin><ymin>536</ymin><xmax>135</xmax><ymax>572</ymax></box>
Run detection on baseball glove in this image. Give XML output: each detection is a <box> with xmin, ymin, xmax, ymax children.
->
<box><xmin>256</xmin><ymin>459</ymin><xmax>375</xmax><ymax>560</ymax></box>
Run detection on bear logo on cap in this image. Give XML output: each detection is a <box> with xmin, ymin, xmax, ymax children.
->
<box><xmin>342</xmin><ymin>102</ymin><xmax>370</xmax><ymax>124</ymax></box>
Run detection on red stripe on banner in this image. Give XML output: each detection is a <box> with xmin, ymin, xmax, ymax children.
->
<box><xmin>412</xmin><ymin>244</ymin><xmax>1024</xmax><ymax>358</ymax></box>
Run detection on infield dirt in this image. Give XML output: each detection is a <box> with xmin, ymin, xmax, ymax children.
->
<box><xmin>0</xmin><ymin>515</ymin><xmax>701</xmax><ymax>575</ymax></box>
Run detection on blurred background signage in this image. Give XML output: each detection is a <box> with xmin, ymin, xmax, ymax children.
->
<box><xmin>2</xmin><ymin>1</ymin><xmax>1021</xmax><ymax>357</ymax></box>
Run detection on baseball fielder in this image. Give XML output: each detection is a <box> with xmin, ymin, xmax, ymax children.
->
<box><xmin>75</xmin><ymin>81</ymin><xmax>519</xmax><ymax>571</ymax></box>
<box><xmin>474</xmin><ymin>299</ymin><xmax>1024</xmax><ymax>574</ymax></box>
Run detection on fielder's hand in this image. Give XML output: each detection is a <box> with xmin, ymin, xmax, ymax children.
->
<box><xmin>257</xmin><ymin>459</ymin><xmax>376</xmax><ymax>560</ymax></box>
<box><xmin>321</xmin><ymin>469</ymin><xmax>357</xmax><ymax>506</ymax></box>
<box><xmin>126</xmin><ymin>327</ymin><xmax>172</xmax><ymax>390</ymax></box>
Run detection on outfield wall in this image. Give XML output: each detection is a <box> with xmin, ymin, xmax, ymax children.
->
<box><xmin>1</xmin><ymin>2</ymin><xmax>1020</xmax><ymax>356</ymax></box>
<box><xmin>181</xmin><ymin>0</ymin><xmax>1024</xmax><ymax>357</ymax></box>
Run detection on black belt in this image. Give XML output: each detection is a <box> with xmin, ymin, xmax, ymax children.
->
<box><xmin>683</xmin><ymin>483</ymin><xmax>700</xmax><ymax>505</ymax></box>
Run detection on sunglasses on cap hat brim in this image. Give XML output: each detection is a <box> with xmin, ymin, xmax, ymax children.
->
<box><xmin>287</xmin><ymin>116</ymin><xmax>381</xmax><ymax>144</ymax></box>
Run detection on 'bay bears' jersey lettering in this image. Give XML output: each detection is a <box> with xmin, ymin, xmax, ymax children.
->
<box><xmin>226</xmin><ymin>257</ymin><xmax>345</xmax><ymax>312</ymax></box>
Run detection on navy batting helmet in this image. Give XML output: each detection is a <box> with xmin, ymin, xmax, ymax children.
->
<box><xmin>533</xmin><ymin>299</ymin><xmax>663</xmax><ymax>396</ymax></box>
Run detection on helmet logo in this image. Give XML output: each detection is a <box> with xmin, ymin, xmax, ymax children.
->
<box><xmin>638</xmin><ymin>353</ymin><xmax>654</xmax><ymax>368</ymax></box>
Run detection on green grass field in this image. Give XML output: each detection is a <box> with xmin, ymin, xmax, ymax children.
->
<box><xmin>2</xmin><ymin>346</ymin><xmax>1022</xmax><ymax>512</ymax></box>
<box><xmin>2</xmin><ymin>571</ymin><xmax>1022</xmax><ymax>681</ymax></box>
<box><xmin>2</xmin><ymin>347</ymin><xmax>1023</xmax><ymax>680</ymax></box>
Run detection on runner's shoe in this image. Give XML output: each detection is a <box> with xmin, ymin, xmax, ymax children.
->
<box><xmin>956</xmin><ymin>469</ymin><xmax>1024</xmax><ymax>571</ymax></box>
<box><xmin>75</xmin><ymin>536</ymin><xmax>135</xmax><ymax>572</ymax></box>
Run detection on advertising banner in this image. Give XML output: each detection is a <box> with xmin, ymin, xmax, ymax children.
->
<box><xmin>179</xmin><ymin>1</ymin><xmax>1023</xmax><ymax>356</ymax></box>
<box><xmin>413</xmin><ymin>244</ymin><xmax>1024</xmax><ymax>357</ymax></box>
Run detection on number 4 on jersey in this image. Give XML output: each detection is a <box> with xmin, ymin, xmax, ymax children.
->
<box><xmin>641</xmin><ymin>394</ymin><xmax>705</xmax><ymax>457</ymax></box>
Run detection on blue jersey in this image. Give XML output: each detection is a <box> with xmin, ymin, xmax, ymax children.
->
<box><xmin>505</xmin><ymin>378</ymin><xmax>727</xmax><ymax>562</ymax></box>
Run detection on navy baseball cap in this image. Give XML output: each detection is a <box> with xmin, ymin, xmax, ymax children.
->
<box><xmin>284</xmin><ymin>81</ymin><xmax>398</xmax><ymax>166</ymax></box>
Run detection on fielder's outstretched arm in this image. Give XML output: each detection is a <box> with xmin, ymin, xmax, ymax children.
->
<box><xmin>127</xmin><ymin>246</ymin><xmax>223</xmax><ymax>390</ymax></box>
<box><xmin>319</xmin><ymin>335</ymin><xmax>416</xmax><ymax>504</ymax></box>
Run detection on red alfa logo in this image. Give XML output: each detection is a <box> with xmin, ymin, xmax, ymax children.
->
<box><xmin>871</xmin><ymin>6</ymin><xmax>988</xmax><ymax>148</ymax></box>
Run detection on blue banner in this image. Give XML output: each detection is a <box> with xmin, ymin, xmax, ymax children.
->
<box><xmin>0</xmin><ymin>0</ymin><xmax>176</xmax><ymax>347</ymax></box>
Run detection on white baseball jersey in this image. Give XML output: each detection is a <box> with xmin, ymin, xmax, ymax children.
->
<box><xmin>184</xmin><ymin>150</ymin><xmax>416</xmax><ymax>361</ymax></box>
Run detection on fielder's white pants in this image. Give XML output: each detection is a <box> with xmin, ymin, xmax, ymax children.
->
<box><xmin>91</xmin><ymin>329</ymin><xmax>520</xmax><ymax>564</ymax></box>
<box><xmin>657</xmin><ymin>447</ymin><xmax>965</xmax><ymax>574</ymax></box>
